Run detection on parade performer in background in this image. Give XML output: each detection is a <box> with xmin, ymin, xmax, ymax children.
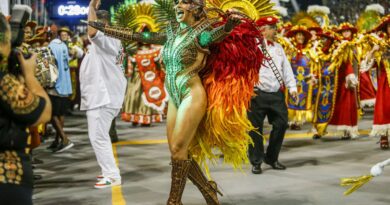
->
<box><xmin>87</xmin><ymin>0</ymin><xmax>275</xmax><ymax>203</ymax></box>
<box><xmin>312</xmin><ymin>29</ymin><xmax>340</xmax><ymax>139</ymax></box>
<box><xmin>47</xmin><ymin>27</ymin><xmax>74</xmax><ymax>152</ymax></box>
<box><xmin>284</xmin><ymin>25</ymin><xmax>319</xmax><ymax>130</ymax></box>
<box><xmin>360</xmin><ymin>14</ymin><xmax>390</xmax><ymax>149</ymax></box>
<box><xmin>326</xmin><ymin>22</ymin><xmax>360</xmax><ymax>139</ymax></box>
<box><xmin>355</xmin><ymin>4</ymin><xmax>385</xmax><ymax>108</ymax></box>
<box><xmin>115</xmin><ymin>2</ymin><xmax>168</xmax><ymax>126</ymax></box>
<box><xmin>24</xmin><ymin>20</ymin><xmax>36</xmax><ymax>42</ymax></box>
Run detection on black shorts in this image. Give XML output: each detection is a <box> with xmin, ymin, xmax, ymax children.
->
<box><xmin>49</xmin><ymin>95</ymin><xmax>69</xmax><ymax>116</ymax></box>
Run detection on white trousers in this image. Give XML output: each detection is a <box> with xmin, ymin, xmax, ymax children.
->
<box><xmin>87</xmin><ymin>106</ymin><xmax>120</xmax><ymax>179</ymax></box>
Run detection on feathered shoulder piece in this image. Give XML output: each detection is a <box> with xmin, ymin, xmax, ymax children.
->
<box><xmin>328</xmin><ymin>40</ymin><xmax>355</xmax><ymax>71</ymax></box>
<box><xmin>191</xmin><ymin>17</ymin><xmax>265</xmax><ymax>172</ymax></box>
<box><xmin>356</xmin><ymin>32</ymin><xmax>388</xmax><ymax>49</ymax></box>
<box><xmin>357</xmin><ymin>32</ymin><xmax>389</xmax><ymax>65</ymax></box>
<box><xmin>190</xmin><ymin>0</ymin><xmax>276</xmax><ymax>171</ymax></box>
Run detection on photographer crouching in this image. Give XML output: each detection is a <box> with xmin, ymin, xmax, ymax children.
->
<box><xmin>0</xmin><ymin>12</ymin><xmax>52</xmax><ymax>204</ymax></box>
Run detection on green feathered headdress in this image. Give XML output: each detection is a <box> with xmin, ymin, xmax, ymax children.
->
<box><xmin>356</xmin><ymin>11</ymin><xmax>381</xmax><ymax>33</ymax></box>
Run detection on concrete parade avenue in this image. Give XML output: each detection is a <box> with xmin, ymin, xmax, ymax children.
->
<box><xmin>33</xmin><ymin>110</ymin><xmax>390</xmax><ymax>205</ymax></box>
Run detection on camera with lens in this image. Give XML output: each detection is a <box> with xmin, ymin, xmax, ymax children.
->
<box><xmin>7</xmin><ymin>5</ymin><xmax>32</xmax><ymax>76</ymax></box>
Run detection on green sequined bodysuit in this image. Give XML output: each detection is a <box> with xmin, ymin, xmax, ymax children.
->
<box><xmin>162</xmin><ymin>22</ymin><xmax>211</xmax><ymax>108</ymax></box>
<box><xmin>89</xmin><ymin>19</ymin><xmax>228</xmax><ymax>108</ymax></box>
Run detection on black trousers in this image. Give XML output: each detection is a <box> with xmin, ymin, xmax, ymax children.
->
<box><xmin>247</xmin><ymin>89</ymin><xmax>288</xmax><ymax>165</ymax></box>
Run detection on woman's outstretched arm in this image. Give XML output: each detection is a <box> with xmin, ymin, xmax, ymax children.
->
<box><xmin>88</xmin><ymin>21</ymin><xmax>167</xmax><ymax>45</ymax></box>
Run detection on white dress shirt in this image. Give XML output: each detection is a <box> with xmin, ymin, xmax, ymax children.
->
<box><xmin>256</xmin><ymin>40</ymin><xmax>297</xmax><ymax>93</ymax></box>
<box><xmin>79</xmin><ymin>31</ymin><xmax>127</xmax><ymax>111</ymax></box>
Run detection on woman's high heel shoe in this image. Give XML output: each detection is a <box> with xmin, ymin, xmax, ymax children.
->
<box><xmin>167</xmin><ymin>159</ymin><xmax>192</xmax><ymax>205</ymax></box>
<box><xmin>188</xmin><ymin>159</ymin><xmax>223</xmax><ymax>205</ymax></box>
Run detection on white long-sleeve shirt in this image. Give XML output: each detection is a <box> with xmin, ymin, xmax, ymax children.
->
<box><xmin>256</xmin><ymin>40</ymin><xmax>297</xmax><ymax>93</ymax></box>
<box><xmin>79</xmin><ymin>31</ymin><xmax>127</xmax><ymax>111</ymax></box>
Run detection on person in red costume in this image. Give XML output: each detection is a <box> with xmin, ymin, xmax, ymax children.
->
<box><xmin>361</xmin><ymin>15</ymin><xmax>390</xmax><ymax>149</ymax></box>
<box><xmin>327</xmin><ymin>23</ymin><xmax>360</xmax><ymax>139</ymax></box>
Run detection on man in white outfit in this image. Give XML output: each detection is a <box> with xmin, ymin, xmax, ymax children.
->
<box><xmin>79</xmin><ymin>0</ymin><xmax>127</xmax><ymax>188</ymax></box>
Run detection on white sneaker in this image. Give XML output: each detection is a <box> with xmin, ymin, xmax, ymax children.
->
<box><xmin>96</xmin><ymin>175</ymin><xmax>104</xmax><ymax>181</ymax></box>
<box><xmin>55</xmin><ymin>141</ymin><xmax>74</xmax><ymax>153</ymax></box>
<box><xmin>94</xmin><ymin>177</ymin><xmax>121</xmax><ymax>189</ymax></box>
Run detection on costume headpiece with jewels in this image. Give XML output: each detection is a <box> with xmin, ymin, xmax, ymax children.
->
<box><xmin>207</xmin><ymin>0</ymin><xmax>276</xmax><ymax>20</ymax></box>
<box><xmin>286</xmin><ymin>25</ymin><xmax>312</xmax><ymax>41</ymax></box>
<box><xmin>133</xmin><ymin>3</ymin><xmax>160</xmax><ymax>32</ymax></box>
<box><xmin>113</xmin><ymin>2</ymin><xmax>160</xmax><ymax>32</ymax></box>
<box><xmin>372</xmin><ymin>14</ymin><xmax>390</xmax><ymax>33</ymax></box>
<box><xmin>336</xmin><ymin>22</ymin><xmax>357</xmax><ymax>34</ymax></box>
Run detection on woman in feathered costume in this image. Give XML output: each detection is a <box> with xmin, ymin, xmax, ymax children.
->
<box><xmin>87</xmin><ymin>0</ymin><xmax>274</xmax><ymax>204</ymax></box>
<box><xmin>360</xmin><ymin>15</ymin><xmax>390</xmax><ymax>149</ymax></box>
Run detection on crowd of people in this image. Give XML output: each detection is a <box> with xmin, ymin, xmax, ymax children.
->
<box><xmin>1</xmin><ymin>0</ymin><xmax>390</xmax><ymax>204</ymax></box>
<box><xmin>324</xmin><ymin>0</ymin><xmax>390</xmax><ymax>23</ymax></box>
